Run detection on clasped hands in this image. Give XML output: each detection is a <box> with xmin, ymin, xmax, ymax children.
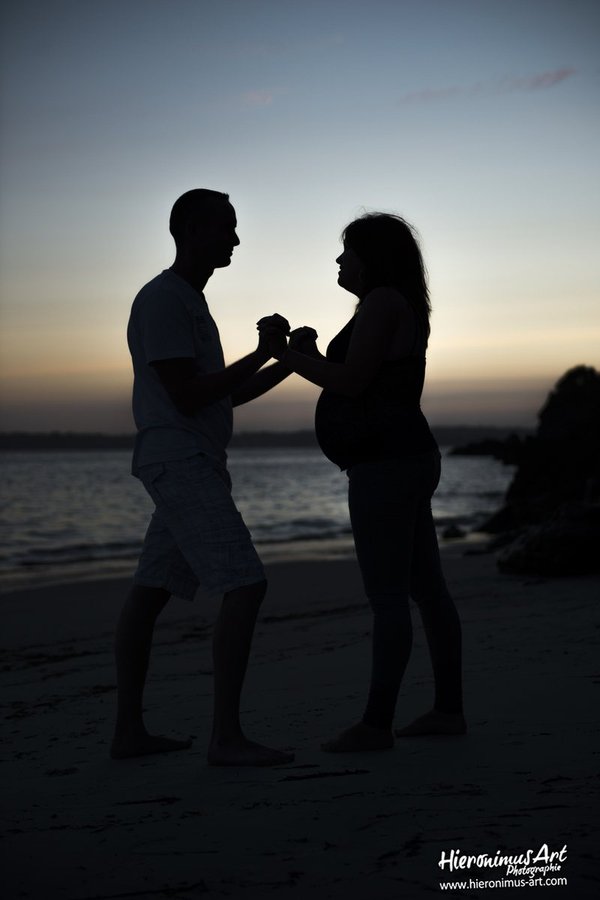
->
<box><xmin>257</xmin><ymin>314</ymin><xmax>318</xmax><ymax>361</ymax></box>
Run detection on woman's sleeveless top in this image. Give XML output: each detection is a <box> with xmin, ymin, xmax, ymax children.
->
<box><xmin>314</xmin><ymin>309</ymin><xmax>437</xmax><ymax>470</ymax></box>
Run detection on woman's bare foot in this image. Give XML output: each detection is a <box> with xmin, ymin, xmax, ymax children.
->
<box><xmin>395</xmin><ymin>710</ymin><xmax>467</xmax><ymax>737</ymax></box>
<box><xmin>207</xmin><ymin>736</ymin><xmax>295</xmax><ymax>767</ymax></box>
<box><xmin>110</xmin><ymin>732</ymin><xmax>193</xmax><ymax>759</ymax></box>
<box><xmin>321</xmin><ymin>722</ymin><xmax>394</xmax><ymax>752</ymax></box>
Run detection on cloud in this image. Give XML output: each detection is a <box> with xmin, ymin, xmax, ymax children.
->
<box><xmin>398</xmin><ymin>67</ymin><xmax>576</xmax><ymax>104</ymax></box>
<box><xmin>241</xmin><ymin>89</ymin><xmax>275</xmax><ymax>107</ymax></box>
<box><xmin>239</xmin><ymin>85</ymin><xmax>288</xmax><ymax>108</ymax></box>
<box><xmin>400</xmin><ymin>86</ymin><xmax>464</xmax><ymax>103</ymax></box>
<box><xmin>500</xmin><ymin>67</ymin><xmax>576</xmax><ymax>92</ymax></box>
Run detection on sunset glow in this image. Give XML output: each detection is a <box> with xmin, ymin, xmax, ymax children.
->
<box><xmin>1</xmin><ymin>0</ymin><xmax>598</xmax><ymax>432</ymax></box>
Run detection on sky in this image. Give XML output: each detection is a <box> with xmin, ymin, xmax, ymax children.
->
<box><xmin>1</xmin><ymin>0</ymin><xmax>598</xmax><ymax>433</ymax></box>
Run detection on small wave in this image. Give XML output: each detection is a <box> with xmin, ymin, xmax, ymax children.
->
<box><xmin>252</xmin><ymin>526</ymin><xmax>354</xmax><ymax>544</ymax></box>
<box><xmin>2</xmin><ymin>540</ymin><xmax>143</xmax><ymax>570</ymax></box>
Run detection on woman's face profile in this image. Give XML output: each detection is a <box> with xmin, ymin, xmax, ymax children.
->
<box><xmin>336</xmin><ymin>244</ymin><xmax>364</xmax><ymax>296</ymax></box>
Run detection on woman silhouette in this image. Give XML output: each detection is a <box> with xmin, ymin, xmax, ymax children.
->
<box><xmin>261</xmin><ymin>212</ymin><xmax>465</xmax><ymax>751</ymax></box>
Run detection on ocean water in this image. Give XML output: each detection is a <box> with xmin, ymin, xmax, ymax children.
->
<box><xmin>0</xmin><ymin>447</ymin><xmax>514</xmax><ymax>588</ymax></box>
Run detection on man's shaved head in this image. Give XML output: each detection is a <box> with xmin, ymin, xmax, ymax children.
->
<box><xmin>169</xmin><ymin>189</ymin><xmax>230</xmax><ymax>245</ymax></box>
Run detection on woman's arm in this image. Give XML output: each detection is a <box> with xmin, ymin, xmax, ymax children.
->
<box><xmin>231</xmin><ymin>361</ymin><xmax>292</xmax><ymax>406</ymax></box>
<box><xmin>273</xmin><ymin>289</ymin><xmax>408</xmax><ymax>398</ymax></box>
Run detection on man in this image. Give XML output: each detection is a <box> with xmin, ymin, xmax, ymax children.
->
<box><xmin>112</xmin><ymin>189</ymin><xmax>294</xmax><ymax>766</ymax></box>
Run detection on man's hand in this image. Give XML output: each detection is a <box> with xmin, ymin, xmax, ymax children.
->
<box><xmin>256</xmin><ymin>313</ymin><xmax>290</xmax><ymax>335</ymax></box>
<box><xmin>257</xmin><ymin>313</ymin><xmax>290</xmax><ymax>361</ymax></box>
<box><xmin>289</xmin><ymin>326</ymin><xmax>318</xmax><ymax>354</ymax></box>
<box><xmin>257</xmin><ymin>326</ymin><xmax>287</xmax><ymax>360</ymax></box>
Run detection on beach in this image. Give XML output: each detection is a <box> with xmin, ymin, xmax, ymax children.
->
<box><xmin>2</xmin><ymin>543</ymin><xmax>598</xmax><ymax>899</ymax></box>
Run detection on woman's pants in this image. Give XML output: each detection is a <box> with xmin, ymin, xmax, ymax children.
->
<box><xmin>347</xmin><ymin>450</ymin><xmax>463</xmax><ymax>729</ymax></box>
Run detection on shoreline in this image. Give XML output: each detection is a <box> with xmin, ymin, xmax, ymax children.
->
<box><xmin>0</xmin><ymin>533</ymin><xmax>491</xmax><ymax>596</ymax></box>
<box><xmin>0</xmin><ymin>535</ymin><xmax>356</xmax><ymax>595</ymax></box>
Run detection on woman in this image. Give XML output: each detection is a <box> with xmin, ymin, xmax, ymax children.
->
<box><xmin>261</xmin><ymin>212</ymin><xmax>465</xmax><ymax>751</ymax></box>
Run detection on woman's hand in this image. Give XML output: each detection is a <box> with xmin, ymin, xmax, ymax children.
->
<box><xmin>289</xmin><ymin>326</ymin><xmax>319</xmax><ymax>356</ymax></box>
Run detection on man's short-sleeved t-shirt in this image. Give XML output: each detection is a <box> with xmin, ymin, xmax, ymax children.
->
<box><xmin>127</xmin><ymin>269</ymin><xmax>233</xmax><ymax>475</ymax></box>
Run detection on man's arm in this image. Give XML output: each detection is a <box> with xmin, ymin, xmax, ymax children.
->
<box><xmin>151</xmin><ymin>314</ymin><xmax>290</xmax><ymax>415</ymax></box>
<box><xmin>152</xmin><ymin>347</ymin><xmax>271</xmax><ymax>416</ymax></box>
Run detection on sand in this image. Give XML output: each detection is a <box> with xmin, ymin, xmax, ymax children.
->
<box><xmin>2</xmin><ymin>544</ymin><xmax>598</xmax><ymax>899</ymax></box>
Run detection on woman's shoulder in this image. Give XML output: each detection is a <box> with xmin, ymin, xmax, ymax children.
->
<box><xmin>358</xmin><ymin>287</ymin><xmax>414</xmax><ymax>321</ymax></box>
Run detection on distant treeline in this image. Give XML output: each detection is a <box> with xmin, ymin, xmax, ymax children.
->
<box><xmin>0</xmin><ymin>426</ymin><xmax>531</xmax><ymax>452</ymax></box>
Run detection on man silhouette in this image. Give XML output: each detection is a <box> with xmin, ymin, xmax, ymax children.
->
<box><xmin>112</xmin><ymin>189</ymin><xmax>294</xmax><ymax>766</ymax></box>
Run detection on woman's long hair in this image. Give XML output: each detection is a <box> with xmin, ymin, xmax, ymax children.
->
<box><xmin>342</xmin><ymin>213</ymin><xmax>431</xmax><ymax>339</ymax></box>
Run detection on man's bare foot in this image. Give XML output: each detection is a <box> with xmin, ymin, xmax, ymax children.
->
<box><xmin>321</xmin><ymin>722</ymin><xmax>394</xmax><ymax>752</ymax></box>
<box><xmin>110</xmin><ymin>732</ymin><xmax>193</xmax><ymax>760</ymax></box>
<box><xmin>207</xmin><ymin>736</ymin><xmax>295</xmax><ymax>767</ymax></box>
<box><xmin>395</xmin><ymin>710</ymin><xmax>467</xmax><ymax>737</ymax></box>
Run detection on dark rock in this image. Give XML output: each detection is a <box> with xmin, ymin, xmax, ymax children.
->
<box><xmin>442</xmin><ymin>524</ymin><xmax>467</xmax><ymax>540</ymax></box>
<box><xmin>537</xmin><ymin>365</ymin><xmax>600</xmax><ymax>443</ymax></box>
<box><xmin>485</xmin><ymin>530</ymin><xmax>523</xmax><ymax>551</ymax></box>
<box><xmin>478</xmin><ymin>505</ymin><xmax>520</xmax><ymax>535</ymax></box>
<box><xmin>497</xmin><ymin>503</ymin><xmax>600</xmax><ymax>576</ymax></box>
<box><xmin>480</xmin><ymin>366</ymin><xmax>600</xmax><ymax>529</ymax></box>
<box><xmin>449</xmin><ymin>433</ymin><xmax>524</xmax><ymax>463</ymax></box>
<box><xmin>480</xmin><ymin>365</ymin><xmax>600</xmax><ymax>576</ymax></box>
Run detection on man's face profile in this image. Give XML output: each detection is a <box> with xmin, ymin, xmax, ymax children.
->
<box><xmin>187</xmin><ymin>201</ymin><xmax>240</xmax><ymax>269</ymax></box>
